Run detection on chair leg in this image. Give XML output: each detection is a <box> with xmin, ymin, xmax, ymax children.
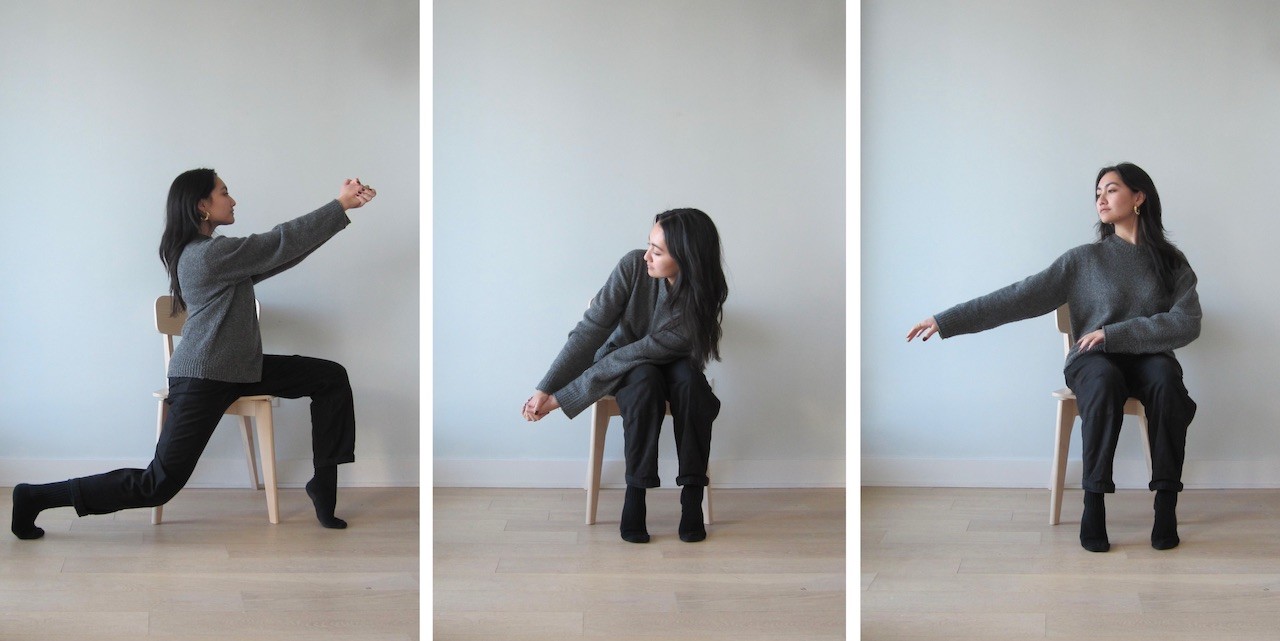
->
<box><xmin>239</xmin><ymin>416</ymin><xmax>261</xmax><ymax>490</ymax></box>
<box><xmin>703</xmin><ymin>482</ymin><xmax>713</xmax><ymax>525</ymax></box>
<box><xmin>151</xmin><ymin>399</ymin><xmax>167</xmax><ymax>525</ymax></box>
<box><xmin>585</xmin><ymin>403</ymin><xmax>610</xmax><ymax>525</ymax></box>
<box><xmin>256</xmin><ymin>403</ymin><xmax>280</xmax><ymax>525</ymax></box>
<box><xmin>1050</xmin><ymin>398</ymin><xmax>1076</xmax><ymax>526</ymax></box>
<box><xmin>1133</xmin><ymin>401</ymin><xmax>1153</xmax><ymax>478</ymax></box>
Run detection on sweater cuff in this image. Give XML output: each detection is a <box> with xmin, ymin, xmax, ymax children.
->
<box><xmin>554</xmin><ymin>383</ymin><xmax>593</xmax><ymax>420</ymax></box>
<box><xmin>932</xmin><ymin>307</ymin><xmax>962</xmax><ymax>339</ymax></box>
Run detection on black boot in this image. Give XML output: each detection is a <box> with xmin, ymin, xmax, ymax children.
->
<box><xmin>620</xmin><ymin>485</ymin><xmax>649</xmax><ymax>543</ymax></box>
<box><xmin>1152</xmin><ymin>489</ymin><xmax>1180</xmax><ymax>550</ymax></box>
<box><xmin>679</xmin><ymin>485</ymin><xmax>707</xmax><ymax>543</ymax></box>
<box><xmin>1080</xmin><ymin>491</ymin><xmax>1110</xmax><ymax>552</ymax></box>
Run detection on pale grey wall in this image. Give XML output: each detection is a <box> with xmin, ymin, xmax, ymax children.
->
<box><xmin>434</xmin><ymin>0</ymin><xmax>846</xmax><ymax>487</ymax></box>
<box><xmin>0</xmin><ymin>0</ymin><xmax>419</xmax><ymax>487</ymax></box>
<box><xmin>863</xmin><ymin>0</ymin><xmax>1280</xmax><ymax>487</ymax></box>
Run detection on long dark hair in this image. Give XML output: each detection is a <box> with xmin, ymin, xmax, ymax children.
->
<box><xmin>655</xmin><ymin>208</ymin><xmax>728</xmax><ymax>369</ymax></box>
<box><xmin>1094</xmin><ymin>162</ymin><xmax>1188</xmax><ymax>293</ymax></box>
<box><xmin>159</xmin><ymin>168</ymin><xmax>217</xmax><ymax>315</ymax></box>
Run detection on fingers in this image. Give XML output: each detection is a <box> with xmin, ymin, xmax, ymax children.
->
<box><xmin>522</xmin><ymin>395</ymin><xmax>549</xmax><ymax>422</ymax></box>
<box><xmin>1076</xmin><ymin>330</ymin><xmax>1104</xmax><ymax>351</ymax></box>
<box><xmin>906</xmin><ymin>318</ymin><xmax>939</xmax><ymax>342</ymax></box>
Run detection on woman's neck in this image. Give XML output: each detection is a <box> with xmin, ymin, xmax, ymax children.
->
<box><xmin>1113</xmin><ymin>221</ymin><xmax>1139</xmax><ymax>245</ymax></box>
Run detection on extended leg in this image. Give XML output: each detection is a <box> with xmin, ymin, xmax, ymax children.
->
<box><xmin>10</xmin><ymin>378</ymin><xmax>239</xmax><ymax>541</ymax></box>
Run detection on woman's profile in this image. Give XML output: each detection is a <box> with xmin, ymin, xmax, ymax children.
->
<box><xmin>523</xmin><ymin>208</ymin><xmax>728</xmax><ymax>543</ymax></box>
<box><xmin>11</xmin><ymin>168</ymin><xmax>377</xmax><ymax>539</ymax></box>
<box><xmin>907</xmin><ymin>162</ymin><xmax>1200</xmax><ymax>552</ymax></box>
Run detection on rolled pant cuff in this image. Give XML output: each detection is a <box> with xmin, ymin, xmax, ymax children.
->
<box><xmin>1149</xmin><ymin>481</ymin><xmax>1184</xmax><ymax>492</ymax></box>
<box><xmin>676</xmin><ymin>474</ymin><xmax>709</xmax><ymax>487</ymax></box>
<box><xmin>70</xmin><ymin>478</ymin><xmax>90</xmax><ymax>517</ymax></box>
<box><xmin>1082</xmin><ymin>482</ymin><xmax>1116</xmax><ymax>494</ymax></box>
<box><xmin>313</xmin><ymin>455</ymin><xmax>356</xmax><ymax>468</ymax></box>
<box><xmin>625</xmin><ymin>475</ymin><xmax>660</xmax><ymax>489</ymax></box>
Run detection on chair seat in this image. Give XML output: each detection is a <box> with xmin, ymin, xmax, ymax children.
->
<box><xmin>153</xmin><ymin>389</ymin><xmax>274</xmax><ymax>402</ymax></box>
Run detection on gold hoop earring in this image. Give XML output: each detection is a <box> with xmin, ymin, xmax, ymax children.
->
<box><xmin>200</xmin><ymin>210</ymin><xmax>210</xmax><ymax>222</ymax></box>
<box><xmin>1133</xmin><ymin>205</ymin><xmax>1140</xmax><ymax>216</ymax></box>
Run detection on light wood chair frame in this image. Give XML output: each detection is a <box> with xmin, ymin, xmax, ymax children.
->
<box><xmin>151</xmin><ymin>296</ymin><xmax>280</xmax><ymax>525</ymax></box>
<box><xmin>1049</xmin><ymin>304</ymin><xmax>1152</xmax><ymax>525</ymax></box>
<box><xmin>585</xmin><ymin>395</ymin><xmax>713</xmax><ymax>526</ymax></box>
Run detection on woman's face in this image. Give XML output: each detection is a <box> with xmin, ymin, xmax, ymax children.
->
<box><xmin>199</xmin><ymin>176</ymin><xmax>236</xmax><ymax>228</ymax></box>
<box><xmin>1096</xmin><ymin>171</ymin><xmax>1144</xmax><ymax>226</ymax></box>
<box><xmin>644</xmin><ymin>222</ymin><xmax>680</xmax><ymax>284</ymax></box>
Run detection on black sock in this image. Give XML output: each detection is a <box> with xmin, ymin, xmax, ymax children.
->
<box><xmin>679</xmin><ymin>484</ymin><xmax>707</xmax><ymax>543</ymax></box>
<box><xmin>304</xmin><ymin>466</ymin><xmax>347</xmax><ymax>529</ymax></box>
<box><xmin>1080</xmin><ymin>491</ymin><xmax>1110</xmax><ymax>552</ymax></box>
<box><xmin>1152</xmin><ymin>489</ymin><xmax>1180</xmax><ymax>550</ymax></box>
<box><xmin>620</xmin><ymin>485</ymin><xmax>649</xmax><ymax>543</ymax></box>
<box><xmin>11</xmin><ymin>481</ymin><xmax>73</xmax><ymax>540</ymax></box>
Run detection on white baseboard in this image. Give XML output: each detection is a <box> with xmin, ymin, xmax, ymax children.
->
<box><xmin>0</xmin><ymin>458</ymin><xmax>419</xmax><ymax>488</ymax></box>
<box><xmin>862</xmin><ymin>457</ymin><xmax>1280</xmax><ymax>489</ymax></box>
<box><xmin>432</xmin><ymin>458</ymin><xmax>845</xmax><ymax>488</ymax></box>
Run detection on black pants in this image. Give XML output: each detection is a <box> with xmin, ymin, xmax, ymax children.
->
<box><xmin>70</xmin><ymin>355</ymin><xmax>356</xmax><ymax>516</ymax></box>
<box><xmin>1065</xmin><ymin>351</ymin><xmax>1196</xmax><ymax>494</ymax></box>
<box><xmin>613</xmin><ymin>359</ymin><xmax>720</xmax><ymax>488</ymax></box>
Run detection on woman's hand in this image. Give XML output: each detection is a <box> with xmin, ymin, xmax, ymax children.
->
<box><xmin>906</xmin><ymin>316</ymin><xmax>940</xmax><ymax>342</ymax></box>
<box><xmin>522</xmin><ymin>391</ymin><xmax>560</xmax><ymax>421</ymax></box>
<box><xmin>1076</xmin><ymin>329</ymin><xmax>1105</xmax><ymax>352</ymax></box>
<box><xmin>338</xmin><ymin>178</ymin><xmax>377</xmax><ymax>210</ymax></box>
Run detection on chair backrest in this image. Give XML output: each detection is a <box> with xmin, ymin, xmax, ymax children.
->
<box><xmin>1055</xmin><ymin>304</ymin><xmax>1073</xmax><ymax>357</ymax></box>
<box><xmin>154</xmin><ymin>295</ymin><xmax>259</xmax><ymax>372</ymax></box>
<box><xmin>155</xmin><ymin>296</ymin><xmax>187</xmax><ymax>372</ymax></box>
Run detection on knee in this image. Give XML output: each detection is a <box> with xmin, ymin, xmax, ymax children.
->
<box><xmin>617</xmin><ymin>365</ymin><xmax>667</xmax><ymax>405</ymax></box>
<box><xmin>137</xmin><ymin>478</ymin><xmax>185</xmax><ymax>507</ymax></box>
<box><xmin>312</xmin><ymin>359</ymin><xmax>352</xmax><ymax>393</ymax></box>
<box><xmin>1071</xmin><ymin>365</ymin><xmax>1127</xmax><ymax>402</ymax></box>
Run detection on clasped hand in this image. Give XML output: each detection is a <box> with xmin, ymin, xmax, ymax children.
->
<box><xmin>338</xmin><ymin>178</ymin><xmax>378</xmax><ymax>210</ymax></box>
<box><xmin>522</xmin><ymin>391</ymin><xmax>560</xmax><ymax>422</ymax></box>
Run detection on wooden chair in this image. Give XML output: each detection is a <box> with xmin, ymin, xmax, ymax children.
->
<box><xmin>1049</xmin><ymin>304</ymin><xmax>1152</xmax><ymax>525</ymax></box>
<box><xmin>585</xmin><ymin>394</ymin><xmax>713</xmax><ymax>526</ymax></box>
<box><xmin>151</xmin><ymin>295</ymin><xmax>280</xmax><ymax>525</ymax></box>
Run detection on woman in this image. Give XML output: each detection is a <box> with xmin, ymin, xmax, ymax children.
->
<box><xmin>906</xmin><ymin>162</ymin><xmax>1200</xmax><ymax>553</ymax></box>
<box><xmin>11</xmin><ymin>168</ymin><xmax>376</xmax><ymax>540</ymax></box>
<box><xmin>523</xmin><ymin>208</ymin><xmax>728</xmax><ymax>544</ymax></box>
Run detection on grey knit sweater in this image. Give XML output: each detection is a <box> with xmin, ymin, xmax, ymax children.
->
<box><xmin>933</xmin><ymin>235</ymin><xmax>1201</xmax><ymax>369</ymax></box>
<box><xmin>167</xmin><ymin>200</ymin><xmax>350</xmax><ymax>382</ymax></box>
<box><xmin>538</xmin><ymin>249</ymin><xmax>691</xmax><ymax>419</ymax></box>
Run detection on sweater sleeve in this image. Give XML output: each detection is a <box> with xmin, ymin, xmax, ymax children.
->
<box><xmin>202</xmin><ymin>201</ymin><xmax>349</xmax><ymax>284</ymax></box>
<box><xmin>1103</xmin><ymin>265</ymin><xmax>1201</xmax><ymax>353</ymax></box>
<box><xmin>536</xmin><ymin>254</ymin><xmax>637</xmax><ymax>399</ymax></box>
<box><xmin>551</xmin><ymin>325</ymin><xmax>688</xmax><ymax>419</ymax></box>
<box><xmin>536</xmin><ymin>250</ymin><xmax>689</xmax><ymax>419</ymax></box>
<box><xmin>933</xmin><ymin>251</ymin><xmax>1074</xmax><ymax>339</ymax></box>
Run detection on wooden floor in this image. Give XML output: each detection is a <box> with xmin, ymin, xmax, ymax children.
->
<box><xmin>433</xmin><ymin>487</ymin><xmax>846</xmax><ymax>640</ymax></box>
<box><xmin>1</xmin><ymin>486</ymin><xmax>419</xmax><ymax>641</ymax></box>
<box><xmin>862</xmin><ymin>486</ymin><xmax>1280</xmax><ymax>640</ymax></box>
